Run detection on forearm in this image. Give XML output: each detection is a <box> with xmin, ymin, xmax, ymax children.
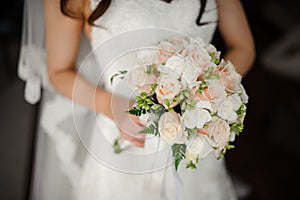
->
<box><xmin>49</xmin><ymin>69</ymin><xmax>114</xmax><ymax>119</ymax></box>
<box><xmin>224</xmin><ymin>45</ymin><xmax>255</xmax><ymax>76</ymax></box>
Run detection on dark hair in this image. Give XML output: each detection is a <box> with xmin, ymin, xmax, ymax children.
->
<box><xmin>60</xmin><ymin>0</ymin><xmax>208</xmax><ymax>26</ymax></box>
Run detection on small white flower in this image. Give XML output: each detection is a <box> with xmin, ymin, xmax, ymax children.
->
<box><xmin>183</xmin><ymin>108</ymin><xmax>211</xmax><ymax>129</ymax></box>
<box><xmin>181</xmin><ymin>63</ymin><xmax>201</xmax><ymax>89</ymax></box>
<box><xmin>183</xmin><ymin>101</ymin><xmax>212</xmax><ymax>129</ymax></box>
<box><xmin>239</xmin><ymin>84</ymin><xmax>249</xmax><ymax>104</ymax></box>
<box><xmin>186</xmin><ymin>135</ymin><xmax>212</xmax><ymax>160</ymax></box>
<box><xmin>158</xmin><ymin>55</ymin><xmax>185</xmax><ymax>78</ymax></box>
<box><xmin>158</xmin><ymin>112</ymin><xmax>187</xmax><ymax>145</ymax></box>
<box><xmin>218</xmin><ymin>94</ymin><xmax>242</xmax><ymax>122</ymax></box>
<box><xmin>229</xmin><ymin>132</ymin><xmax>236</xmax><ymax>142</ymax></box>
<box><xmin>196</xmin><ymin>100</ymin><xmax>212</xmax><ymax>110</ymax></box>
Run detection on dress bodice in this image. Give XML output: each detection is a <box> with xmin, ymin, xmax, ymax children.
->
<box><xmin>90</xmin><ymin>0</ymin><xmax>218</xmax><ymax>49</ymax></box>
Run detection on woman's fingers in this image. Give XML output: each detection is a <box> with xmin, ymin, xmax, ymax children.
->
<box><xmin>119</xmin><ymin>129</ymin><xmax>145</xmax><ymax>147</ymax></box>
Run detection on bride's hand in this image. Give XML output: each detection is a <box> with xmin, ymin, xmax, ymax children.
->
<box><xmin>118</xmin><ymin>114</ymin><xmax>146</xmax><ymax>148</ymax></box>
<box><xmin>111</xmin><ymin>94</ymin><xmax>146</xmax><ymax>148</ymax></box>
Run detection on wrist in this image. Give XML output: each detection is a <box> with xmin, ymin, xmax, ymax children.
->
<box><xmin>95</xmin><ymin>88</ymin><xmax>114</xmax><ymax>119</ymax></box>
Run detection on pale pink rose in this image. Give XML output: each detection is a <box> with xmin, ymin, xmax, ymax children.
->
<box><xmin>181</xmin><ymin>43</ymin><xmax>211</xmax><ymax>72</ymax></box>
<box><xmin>207</xmin><ymin>119</ymin><xmax>230</xmax><ymax>149</ymax></box>
<box><xmin>158</xmin><ymin>112</ymin><xmax>187</xmax><ymax>145</ymax></box>
<box><xmin>159</xmin><ymin>40</ymin><xmax>183</xmax><ymax>55</ymax></box>
<box><xmin>155</xmin><ymin>74</ymin><xmax>181</xmax><ymax>108</ymax></box>
<box><xmin>127</xmin><ymin>66</ymin><xmax>157</xmax><ymax>93</ymax></box>
<box><xmin>139</xmin><ymin>75</ymin><xmax>157</xmax><ymax>93</ymax></box>
<box><xmin>217</xmin><ymin>60</ymin><xmax>242</xmax><ymax>92</ymax></box>
<box><xmin>197</xmin><ymin>80</ymin><xmax>227</xmax><ymax>111</ymax></box>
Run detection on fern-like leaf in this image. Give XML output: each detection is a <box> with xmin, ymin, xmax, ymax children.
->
<box><xmin>127</xmin><ymin>107</ymin><xmax>143</xmax><ymax>116</ymax></box>
<box><xmin>139</xmin><ymin>122</ymin><xmax>158</xmax><ymax>135</ymax></box>
<box><xmin>171</xmin><ymin>143</ymin><xmax>187</xmax><ymax>171</ymax></box>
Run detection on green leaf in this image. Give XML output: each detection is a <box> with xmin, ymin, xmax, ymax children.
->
<box><xmin>113</xmin><ymin>139</ymin><xmax>124</xmax><ymax>154</ymax></box>
<box><xmin>230</xmin><ymin>123</ymin><xmax>244</xmax><ymax>135</ymax></box>
<box><xmin>186</xmin><ymin>161</ymin><xmax>197</xmax><ymax>169</ymax></box>
<box><xmin>172</xmin><ymin>143</ymin><xmax>187</xmax><ymax>171</ymax></box>
<box><xmin>127</xmin><ymin>107</ymin><xmax>143</xmax><ymax>116</ymax></box>
<box><xmin>110</xmin><ymin>70</ymin><xmax>128</xmax><ymax>84</ymax></box>
<box><xmin>146</xmin><ymin>64</ymin><xmax>156</xmax><ymax>75</ymax></box>
<box><xmin>139</xmin><ymin>122</ymin><xmax>158</xmax><ymax>135</ymax></box>
<box><xmin>236</xmin><ymin>104</ymin><xmax>246</xmax><ymax>117</ymax></box>
<box><xmin>164</xmin><ymin>99</ymin><xmax>171</xmax><ymax>107</ymax></box>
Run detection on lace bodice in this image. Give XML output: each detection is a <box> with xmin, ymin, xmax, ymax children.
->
<box><xmin>90</xmin><ymin>0</ymin><xmax>218</xmax><ymax>48</ymax></box>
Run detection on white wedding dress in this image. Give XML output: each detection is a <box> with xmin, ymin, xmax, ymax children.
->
<box><xmin>29</xmin><ymin>0</ymin><xmax>237</xmax><ymax>199</ymax></box>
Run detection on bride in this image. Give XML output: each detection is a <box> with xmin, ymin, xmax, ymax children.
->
<box><xmin>19</xmin><ymin>0</ymin><xmax>255</xmax><ymax>199</ymax></box>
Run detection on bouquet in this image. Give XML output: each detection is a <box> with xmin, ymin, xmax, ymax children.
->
<box><xmin>111</xmin><ymin>36</ymin><xmax>248</xmax><ymax>170</ymax></box>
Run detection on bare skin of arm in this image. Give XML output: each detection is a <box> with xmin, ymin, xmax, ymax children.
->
<box><xmin>44</xmin><ymin>0</ymin><xmax>144</xmax><ymax>147</ymax></box>
<box><xmin>217</xmin><ymin>0</ymin><xmax>256</xmax><ymax>75</ymax></box>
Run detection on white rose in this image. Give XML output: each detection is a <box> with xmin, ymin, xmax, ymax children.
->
<box><xmin>158</xmin><ymin>112</ymin><xmax>187</xmax><ymax>145</ymax></box>
<box><xmin>158</xmin><ymin>55</ymin><xmax>185</xmax><ymax>78</ymax></box>
<box><xmin>155</xmin><ymin>74</ymin><xmax>181</xmax><ymax>108</ymax></box>
<box><xmin>183</xmin><ymin>101</ymin><xmax>212</xmax><ymax>129</ymax></box>
<box><xmin>218</xmin><ymin>94</ymin><xmax>242</xmax><ymax>122</ymax></box>
<box><xmin>127</xmin><ymin>66</ymin><xmax>147</xmax><ymax>88</ymax></box>
<box><xmin>136</xmin><ymin>49</ymin><xmax>159</xmax><ymax>65</ymax></box>
<box><xmin>186</xmin><ymin>135</ymin><xmax>212</xmax><ymax>161</ymax></box>
<box><xmin>207</xmin><ymin>118</ymin><xmax>230</xmax><ymax>149</ymax></box>
<box><xmin>227</xmin><ymin>93</ymin><xmax>243</xmax><ymax>111</ymax></box>
<box><xmin>181</xmin><ymin>43</ymin><xmax>211</xmax><ymax>71</ymax></box>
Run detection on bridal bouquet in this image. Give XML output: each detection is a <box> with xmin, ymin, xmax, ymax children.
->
<box><xmin>111</xmin><ymin>36</ymin><xmax>248</xmax><ymax>170</ymax></box>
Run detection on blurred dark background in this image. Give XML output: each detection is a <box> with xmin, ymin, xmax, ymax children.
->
<box><xmin>0</xmin><ymin>0</ymin><xmax>299</xmax><ymax>199</ymax></box>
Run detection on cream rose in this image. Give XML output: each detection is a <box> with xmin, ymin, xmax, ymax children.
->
<box><xmin>127</xmin><ymin>66</ymin><xmax>157</xmax><ymax>93</ymax></box>
<box><xmin>204</xmin><ymin>80</ymin><xmax>227</xmax><ymax>111</ymax></box>
<box><xmin>155</xmin><ymin>74</ymin><xmax>181</xmax><ymax>108</ymax></box>
<box><xmin>159</xmin><ymin>40</ymin><xmax>183</xmax><ymax>55</ymax></box>
<box><xmin>158</xmin><ymin>112</ymin><xmax>187</xmax><ymax>145</ymax></box>
<box><xmin>181</xmin><ymin>43</ymin><xmax>211</xmax><ymax>72</ymax></box>
<box><xmin>207</xmin><ymin>119</ymin><xmax>230</xmax><ymax>149</ymax></box>
<box><xmin>218</xmin><ymin>60</ymin><xmax>242</xmax><ymax>92</ymax></box>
